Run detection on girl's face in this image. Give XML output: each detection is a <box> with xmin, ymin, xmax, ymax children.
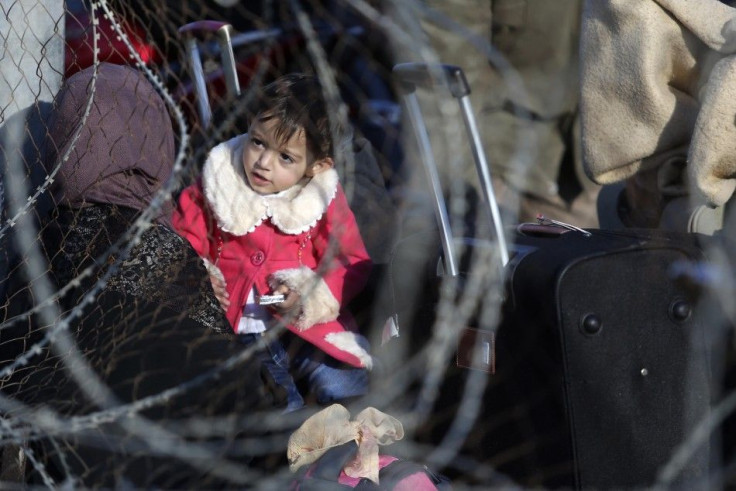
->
<box><xmin>242</xmin><ymin>117</ymin><xmax>331</xmax><ymax>195</ymax></box>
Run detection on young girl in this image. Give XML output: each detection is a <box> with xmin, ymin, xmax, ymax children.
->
<box><xmin>173</xmin><ymin>73</ymin><xmax>373</xmax><ymax>411</ymax></box>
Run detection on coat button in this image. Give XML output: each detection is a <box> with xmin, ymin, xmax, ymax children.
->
<box><xmin>251</xmin><ymin>251</ymin><xmax>265</xmax><ymax>266</ymax></box>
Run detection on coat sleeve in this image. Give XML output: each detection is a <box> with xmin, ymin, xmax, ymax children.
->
<box><xmin>579</xmin><ymin>0</ymin><xmax>736</xmax><ymax>208</ymax></box>
<box><xmin>312</xmin><ymin>184</ymin><xmax>373</xmax><ymax>305</ymax></box>
<box><xmin>172</xmin><ymin>181</ymin><xmax>216</xmax><ymax>262</ymax></box>
<box><xmin>268</xmin><ymin>185</ymin><xmax>372</xmax><ymax>331</ymax></box>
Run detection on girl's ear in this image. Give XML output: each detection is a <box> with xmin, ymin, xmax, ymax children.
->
<box><xmin>305</xmin><ymin>157</ymin><xmax>334</xmax><ymax>177</ymax></box>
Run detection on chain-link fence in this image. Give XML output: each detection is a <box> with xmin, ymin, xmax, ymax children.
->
<box><xmin>2</xmin><ymin>0</ymin><xmax>736</xmax><ymax>489</ymax></box>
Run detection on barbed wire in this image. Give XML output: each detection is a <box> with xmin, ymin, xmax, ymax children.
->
<box><xmin>1</xmin><ymin>0</ymin><xmax>734</xmax><ymax>489</ymax></box>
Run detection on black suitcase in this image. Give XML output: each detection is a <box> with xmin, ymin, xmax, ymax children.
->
<box><xmin>384</xmin><ymin>62</ymin><xmax>722</xmax><ymax>489</ymax></box>
<box><xmin>446</xmin><ymin>226</ymin><xmax>714</xmax><ymax>489</ymax></box>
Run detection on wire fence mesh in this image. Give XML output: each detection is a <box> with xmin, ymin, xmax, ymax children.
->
<box><xmin>1</xmin><ymin>0</ymin><xmax>736</xmax><ymax>489</ymax></box>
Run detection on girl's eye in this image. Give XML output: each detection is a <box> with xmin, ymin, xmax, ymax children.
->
<box><xmin>280</xmin><ymin>153</ymin><xmax>294</xmax><ymax>164</ymax></box>
<box><xmin>251</xmin><ymin>137</ymin><xmax>264</xmax><ymax>148</ymax></box>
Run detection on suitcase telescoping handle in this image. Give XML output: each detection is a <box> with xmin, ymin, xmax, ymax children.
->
<box><xmin>392</xmin><ymin>62</ymin><xmax>510</xmax><ymax>273</ymax></box>
<box><xmin>179</xmin><ymin>21</ymin><xmax>281</xmax><ymax>129</ymax></box>
<box><xmin>179</xmin><ymin>21</ymin><xmax>357</xmax><ymax>131</ymax></box>
<box><xmin>179</xmin><ymin>21</ymin><xmax>241</xmax><ymax>129</ymax></box>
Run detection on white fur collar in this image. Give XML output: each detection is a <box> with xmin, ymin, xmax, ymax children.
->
<box><xmin>201</xmin><ymin>134</ymin><xmax>338</xmax><ymax>236</ymax></box>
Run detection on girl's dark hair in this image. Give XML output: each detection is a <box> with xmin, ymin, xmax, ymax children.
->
<box><xmin>247</xmin><ymin>73</ymin><xmax>340</xmax><ymax>161</ymax></box>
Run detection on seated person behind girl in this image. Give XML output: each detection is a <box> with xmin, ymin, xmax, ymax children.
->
<box><xmin>173</xmin><ymin>73</ymin><xmax>373</xmax><ymax>412</ymax></box>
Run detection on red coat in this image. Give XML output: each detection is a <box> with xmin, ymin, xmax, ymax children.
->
<box><xmin>173</xmin><ymin>135</ymin><xmax>373</xmax><ymax>368</ymax></box>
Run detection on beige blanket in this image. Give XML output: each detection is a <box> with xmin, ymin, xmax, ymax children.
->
<box><xmin>580</xmin><ymin>0</ymin><xmax>736</xmax><ymax>207</ymax></box>
<box><xmin>287</xmin><ymin>404</ymin><xmax>404</xmax><ymax>484</ymax></box>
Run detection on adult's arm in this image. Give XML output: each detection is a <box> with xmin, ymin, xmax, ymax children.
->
<box><xmin>172</xmin><ymin>181</ymin><xmax>216</xmax><ymax>261</ymax></box>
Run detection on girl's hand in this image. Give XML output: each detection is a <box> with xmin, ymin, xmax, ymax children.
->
<box><xmin>209</xmin><ymin>273</ymin><xmax>230</xmax><ymax>311</ymax></box>
<box><xmin>270</xmin><ymin>283</ymin><xmax>300</xmax><ymax>314</ymax></box>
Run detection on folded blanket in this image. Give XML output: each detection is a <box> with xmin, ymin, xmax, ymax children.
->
<box><xmin>580</xmin><ymin>0</ymin><xmax>736</xmax><ymax>207</ymax></box>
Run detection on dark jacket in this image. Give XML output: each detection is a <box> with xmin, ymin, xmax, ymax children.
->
<box><xmin>1</xmin><ymin>204</ymin><xmax>275</xmax><ymax>488</ymax></box>
<box><xmin>0</xmin><ymin>63</ymin><xmax>281</xmax><ymax>489</ymax></box>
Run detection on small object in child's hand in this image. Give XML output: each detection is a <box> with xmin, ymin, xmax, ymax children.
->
<box><xmin>258</xmin><ymin>294</ymin><xmax>285</xmax><ymax>305</ymax></box>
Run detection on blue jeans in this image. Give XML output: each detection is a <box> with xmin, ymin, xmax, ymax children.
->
<box><xmin>238</xmin><ymin>332</ymin><xmax>369</xmax><ymax>412</ymax></box>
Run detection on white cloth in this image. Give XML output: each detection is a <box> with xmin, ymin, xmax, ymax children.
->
<box><xmin>236</xmin><ymin>288</ymin><xmax>270</xmax><ymax>334</ymax></box>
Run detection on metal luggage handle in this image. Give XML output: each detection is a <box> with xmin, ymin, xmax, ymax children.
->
<box><xmin>179</xmin><ymin>20</ymin><xmax>358</xmax><ymax>131</ymax></box>
<box><xmin>393</xmin><ymin>62</ymin><xmax>470</xmax><ymax>98</ymax></box>
<box><xmin>393</xmin><ymin>62</ymin><xmax>510</xmax><ymax>272</ymax></box>
<box><xmin>178</xmin><ymin>21</ymin><xmax>241</xmax><ymax>129</ymax></box>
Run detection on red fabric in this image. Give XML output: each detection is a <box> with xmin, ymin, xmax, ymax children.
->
<box><xmin>173</xmin><ymin>180</ymin><xmax>372</xmax><ymax>367</ymax></box>
<box><xmin>335</xmin><ymin>455</ymin><xmax>440</xmax><ymax>490</ymax></box>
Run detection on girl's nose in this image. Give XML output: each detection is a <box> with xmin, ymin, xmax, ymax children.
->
<box><xmin>256</xmin><ymin>150</ymin><xmax>275</xmax><ymax>169</ymax></box>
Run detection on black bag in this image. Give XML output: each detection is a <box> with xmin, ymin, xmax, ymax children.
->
<box><xmin>385</xmin><ymin>62</ymin><xmax>724</xmax><ymax>489</ymax></box>
<box><xmin>450</xmin><ymin>225</ymin><xmax>714</xmax><ymax>488</ymax></box>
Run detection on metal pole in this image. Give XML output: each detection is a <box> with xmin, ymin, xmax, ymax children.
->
<box><xmin>184</xmin><ymin>37</ymin><xmax>212</xmax><ymax>129</ymax></box>
<box><xmin>402</xmin><ymin>90</ymin><xmax>459</xmax><ymax>277</ymax></box>
<box><xmin>458</xmin><ymin>94</ymin><xmax>510</xmax><ymax>265</ymax></box>
<box><xmin>217</xmin><ymin>24</ymin><xmax>240</xmax><ymax>98</ymax></box>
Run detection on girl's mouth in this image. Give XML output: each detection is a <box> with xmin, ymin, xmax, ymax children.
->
<box><xmin>249</xmin><ymin>171</ymin><xmax>269</xmax><ymax>186</ymax></box>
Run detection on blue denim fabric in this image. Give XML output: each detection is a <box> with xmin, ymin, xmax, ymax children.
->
<box><xmin>239</xmin><ymin>332</ymin><xmax>370</xmax><ymax>409</ymax></box>
<box><xmin>290</xmin><ymin>334</ymin><xmax>370</xmax><ymax>404</ymax></box>
<box><xmin>238</xmin><ymin>333</ymin><xmax>304</xmax><ymax>413</ymax></box>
